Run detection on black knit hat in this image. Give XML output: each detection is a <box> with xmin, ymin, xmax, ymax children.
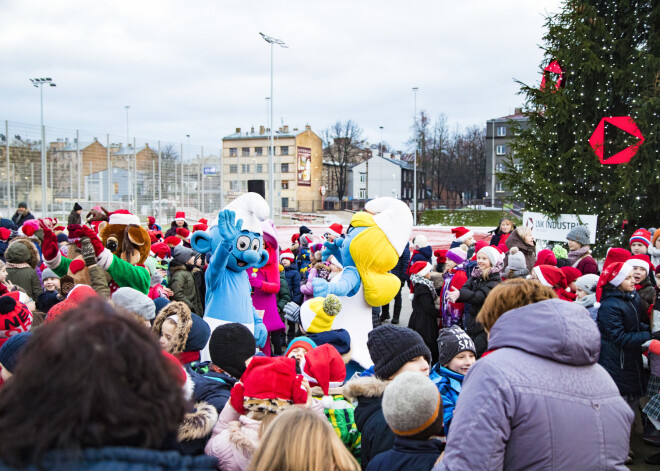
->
<box><xmin>299</xmin><ymin>225</ymin><xmax>312</xmax><ymax>235</ymax></box>
<box><xmin>73</xmin><ymin>202</ymin><xmax>83</xmax><ymax>211</ymax></box>
<box><xmin>208</xmin><ymin>323</ymin><xmax>256</xmax><ymax>379</ymax></box>
<box><xmin>367</xmin><ymin>325</ymin><xmax>431</xmax><ymax>380</ymax></box>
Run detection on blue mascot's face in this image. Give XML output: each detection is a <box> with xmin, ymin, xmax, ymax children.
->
<box><xmin>335</xmin><ymin>225</ymin><xmax>367</xmax><ymax>268</ymax></box>
<box><xmin>191</xmin><ymin>223</ymin><xmax>268</xmax><ymax>272</ymax></box>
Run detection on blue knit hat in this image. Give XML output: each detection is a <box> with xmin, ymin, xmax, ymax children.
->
<box><xmin>0</xmin><ymin>331</ymin><xmax>32</xmax><ymax>373</ymax></box>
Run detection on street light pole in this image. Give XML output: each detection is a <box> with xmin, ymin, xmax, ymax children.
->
<box><xmin>260</xmin><ymin>32</ymin><xmax>287</xmax><ymax>220</ymax></box>
<box><xmin>30</xmin><ymin>77</ymin><xmax>56</xmax><ymax>216</ymax></box>
<box><xmin>412</xmin><ymin>87</ymin><xmax>419</xmax><ymax>225</ymax></box>
<box><xmin>379</xmin><ymin>126</ymin><xmax>384</xmax><ymax>156</ymax></box>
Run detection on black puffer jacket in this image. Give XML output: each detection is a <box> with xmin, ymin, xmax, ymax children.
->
<box><xmin>458</xmin><ymin>272</ymin><xmax>502</xmax><ymax>357</ymax></box>
<box><xmin>597</xmin><ymin>287</ymin><xmax>650</xmax><ymax>396</ymax></box>
<box><xmin>391</xmin><ymin>245</ymin><xmax>410</xmax><ymax>281</ymax></box>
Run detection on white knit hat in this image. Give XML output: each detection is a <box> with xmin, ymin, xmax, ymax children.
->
<box><xmin>364</xmin><ymin>197</ymin><xmax>413</xmax><ymax>256</ymax></box>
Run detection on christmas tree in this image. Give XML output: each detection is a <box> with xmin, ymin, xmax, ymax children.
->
<box><xmin>501</xmin><ymin>0</ymin><xmax>659</xmax><ymax>253</ymax></box>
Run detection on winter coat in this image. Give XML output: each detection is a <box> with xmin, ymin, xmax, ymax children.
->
<box><xmin>457</xmin><ymin>272</ymin><xmax>502</xmax><ymax>357</ymax></box>
<box><xmin>503</xmin><ymin>230</ymin><xmax>536</xmax><ymax>273</ymax></box>
<box><xmin>177</xmin><ymin>401</ymin><xmax>218</xmax><ymax>456</ymax></box>
<box><xmin>429</xmin><ymin>364</ymin><xmax>464</xmax><ymax>434</ymax></box>
<box><xmin>0</xmin><ymin>447</ymin><xmax>216</xmax><ymax>471</ymax></box>
<box><xmin>36</xmin><ymin>290</ymin><xmax>62</xmax><ymax>313</ymax></box>
<box><xmin>169</xmin><ymin>264</ymin><xmax>203</xmax><ymax>316</ymax></box>
<box><xmin>5</xmin><ymin>238</ymin><xmax>42</xmax><ymax>301</ymax></box>
<box><xmin>574</xmin><ymin>254</ymin><xmax>599</xmax><ymax>275</ymax></box>
<box><xmin>410</xmin><ymin>246</ymin><xmax>433</xmax><ymax>266</ymax></box>
<box><xmin>296</xmin><ymin>245</ymin><xmax>312</xmax><ymax>279</ymax></box>
<box><xmin>636</xmin><ymin>277</ymin><xmax>655</xmax><ymax>325</ymax></box>
<box><xmin>283</xmin><ymin>263</ymin><xmax>302</xmax><ymax>305</ymax></box>
<box><xmin>11</xmin><ymin>210</ymin><xmax>34</xmax><ymax>228</ymax></box>
<box><xmin>440</xmin><ymin>267</ymin><xmax>468</xmax><ymax>328</ymax></box>
<box><xmin>489</xmin><ymin>230</ymin><xmax>511</xmax><ymax>247</ymax></box>
<box><xmin>300</xmin><ymin>266</ymin><xmax>317</xmax><ymax>303</ymax></box>
<box><xmin>276</xmin><ymin>270</ymin><xmax>292</xmax><ymax>318</ymax></box>
<box><xmin>187</xmin><ymin>362</ymin><xmax>237</xmax><ymax>414</ymax></box>
<box><xmin>192</xmin><ymin>267</ymin><xmax>206</xmax><ymax>313</ymax></box>
<box><xmin>391</xmin><ymin>245</ymin><xmax>410</xmax><ymax>281</ymax></box>
<box><xmin>164</xmin><ymin>221</ymin><xmax>189</xmax><ymax>239</ymax></box>
<box><xmin>597</xmin><ymin>287</ymin><xmax>650</xmax><ymax>397</ymax></box>
<box><xmin>434</xmin><ymin>299</ymin><xmax>633</xmax><ymax>471</ymax></box>
<box><xmin>251</xmin><ymin>263</ymin><xmax>284</xmax><ymax>333</ymax></box>
<box><xmin>367</xmin><ymin>436</ymin><xmax>443</xmax><ymax>471</ymax></box>
<box><xmin>67</xmin><ymin>210</ymin><xmax>82</xmax><ymax>226</ymax></box>
<box><xmin>408</xmin><ymin>282</ymin><xmax>439</xmax><ymax>365</ymax></box>
<box><xmin>204</xmin><ymin>400</ymin><xmax>325</xmax><ymax>471</ymax></box>
<box><xmin>342</xmin><ymin>376</ymin><xmax>393</xmax><ymax>470</ymax></box>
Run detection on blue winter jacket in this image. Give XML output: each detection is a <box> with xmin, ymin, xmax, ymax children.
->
<box><xmin>430</xmin><ymin>364</ymin><xmax>464</xmax><ymax>434</ymax></box>
<box><xmin>410</xmin><ymin>246</ymin><xmax>433</xmax><ymax>265</ymax></box>
<box><xmin>391</xmin><ymin>245</ymin><xmax>410</xmax><ymax>281</ymax></box>
<box><xmin>284</xmin><ymin>263</ymin><xmax>302</xmax><ymax>305</ymax></box>
<box><xmin>187</xmin><ymin>361</ymin><xmax>237</xmax><ymax>413</ymax></box>
<box><xmin>0</xmin><ymin>447</ymin><xmax>216</xmax><ymax>471</ymax></box>
<box><xmin>597</xmin><ymin>287</ymin><xmax>650</xmax><ymax>396</ymax></box>
<box><xmin>366</xmin><ymin>436</ymin><xmax>444</xmax><ymax>471</ymax></box>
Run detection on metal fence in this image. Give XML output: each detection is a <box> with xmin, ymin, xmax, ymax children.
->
<box><xmin>0</xmin><ymin>120</ymin><xmax>224</xmax><ymax>225</ymax></box>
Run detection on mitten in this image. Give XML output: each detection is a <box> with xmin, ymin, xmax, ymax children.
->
<box><xmin>80</xmin><ymin>237</ymin><xmax>97</xmax><ymax>267</ymax></box>
<box><xmin>39</xmin><ymin>222</ymin><xmax>59</xmax><ymax>261</ymax></box>
<box><xmin>283</xmin><ymin>302</ymin><xmax>301</xmax><ymax>323</ymax></box>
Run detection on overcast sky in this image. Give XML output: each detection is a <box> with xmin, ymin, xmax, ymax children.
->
<box><xmin>2</xmin><ymin>0</ymin><xmax>563</xmax><ymax>154</ymax></box>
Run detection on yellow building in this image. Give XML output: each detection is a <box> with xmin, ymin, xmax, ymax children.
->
<box><xmin>221</xmin><ymin>125</ymin><xmax>323</xmax><ymax>212</ymax></box>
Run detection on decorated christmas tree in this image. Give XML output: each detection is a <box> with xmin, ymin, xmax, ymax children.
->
<box><xmin>502</xmin><ymin>0</ymin><xmax>659</xmax><ymax>252</ymax></box>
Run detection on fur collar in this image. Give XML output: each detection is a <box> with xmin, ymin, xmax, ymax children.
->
<box><xmin>341</xmin><ymin>376</ymin><xmax>389</xmax><ymax>401</ymax></box>
<box><xmin>152</xmin><ymin>301</ymin><xmax>192</xmax><ymax>355</ymax></box>
<box><xmin>177</xmin><ymin>402</ymin><xmax>218</xmax><ymax>442</ymax></box>
<box><xmin>227</xmin><ymin>417</ymin><xmax>261</xmax><ymax>456</ymax></box>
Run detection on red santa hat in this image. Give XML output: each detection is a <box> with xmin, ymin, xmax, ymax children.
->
<box><xmin>434</xmin><ymin>249</ymin><xmax>448</xmax><ymax>264</ymax></box>
<box><xmin>151</xmin><ymin>243</ymin><xmax>172</xmax><ymax>261</ymax></box>
<box><xmin>176</xmin><ymin>227</ymin><xmax>191</xmax><ymax>239</ymax></box>
<box><xmin>164</xmin><ymin>236</ymin><xmax>182</xmax><ymax>247</ymax></box>
<box><xmin>630</xmin><ymin>228</ymin><xmax>651</xmax><ymax>248</ymax></box>
<box><xmin>533</xmin><ymin>265</ymin><xmax>567</xmax><ymax>290</ymax></box>
<box><xmin>89</xmin><ymin>220</ymin><xmax>103</xmax><ymax>233</ymax></box>
<box><xmin>560</xmin><ymin>266</ymin><xmax>582</xmax><ymax>288</ymax></box>
<box><xmin>300</xmin><ymin>344</ymin><xmax>346</xmax><ymax>396</ymax></box>
<box><xmin>603</xmin><ymin>247</ymin><xmax>631</xmax><ymax>270</ymax></box>
<box><xmin>0</xmin><ymin>228</ymin><xmax>11</xmax><ymax>241</ymax></box>
<box><xmin>193</xmin><ymin>224</ymin><xmax>208</xmax><ymax>233</ymax></box>
<box><xmin>198</xmin><ymin>218</ymin><xmax>208</xmax><ymax>225</ymax></box>
<box><xmin>108</xmin><ymin>209</ymin><xmax>140</xmax><ymax>226</ymax></box>
<box><xmin>326</xmin><ymin>223</ymin><xmax>343</xmax><ymax>238</ymax></box>
<box><xmin>596</xmin><ymin>262</ymin><xmax>634</xmax><ymax>303</ymax></box>
<box><xmin>471</xmin><ymin>240</ymin><xmax>489</xmax><ymax>261</ymax></box>
<box><xmin>451</xmin><ymin>226</ymin><xmax>474</xmax><ymax>243</ymax></box>
<box><xmin>628</xmin><ymin>254</ymin><xmax>653</xmax><ymax>274</ymax></box>
<box><xmin>280</xmin><ymin>249</ymin><xmax>295</xmax><ymax>262</ymax></box>
<box><xmin>409</xmin><ymin>261</ymin><xmax>432</xmax><ymax>278</ymax></box>
<box><xmin>291</xmin><ymin>233</ymin><xmax>300</xmax><ymax>244</ymax></box>
<box><xmin>535</xmin><ymin>249</ymin><xmax>558</xmax><ymax>267</ymax></box>
<box><xmin>175</xmin><ymin>211</ymin><xmax>186</xmax><ymax>221</ymax></box>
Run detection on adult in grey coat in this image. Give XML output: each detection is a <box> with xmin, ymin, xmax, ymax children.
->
<box><xmin>435</xmin><ymin>297</ymin><xmax>632</xmax><ymax>471</ymax></box>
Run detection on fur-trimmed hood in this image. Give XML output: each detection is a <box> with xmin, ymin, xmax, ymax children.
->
<box><xmin>178</xmin><ymin>401</ymin><xmax>218</xmax><ymax>443</ymax></box>
<box><xmin>341</xmin><ymin>375</ymin><xmax>389</xmax><ymax>402</ymax></box>
<box><xmin>6</xmin><ymin>237</ymin><xmax>40</xmax><ymax>268</ymax></box>
<box><xmin>152</xmin><ymin>301</ymin><xmax>192</xmax><ymax>355</ymax></box>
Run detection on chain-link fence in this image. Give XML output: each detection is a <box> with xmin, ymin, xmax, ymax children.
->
<box><xmin>0</xmin><ymin>120</ymin><xmax>225</xmax><ymax>226</ymax></box>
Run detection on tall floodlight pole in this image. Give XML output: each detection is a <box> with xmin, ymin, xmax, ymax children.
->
<box><xmin>124</xmin><ymin>106</ymin><xmax>131</xmax><ymax>210</ymax></box>
<box><xmin>412</xmin><ymin>87</ymin><xmax>419</xmax><ymax>225</ymax></box>
<box><xmin>30</xmin><ymin>77</ymin><xmax>56</xmax><ymax>216</ymax></box>
<box><xmin>379</xmin><ymin>126</ymin><xmax>384</xmax><ymax>156</ymax></box>
<box><xmin>259</xmin><ymin>32</ymin><xmax>287</xmax><ymax>220</ymax></box>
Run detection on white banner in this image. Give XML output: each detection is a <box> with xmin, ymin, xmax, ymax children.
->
<box><xmin>522</xmin><ymin>212</ymin><xmax>598</xmax><ymax>244</ymax></box>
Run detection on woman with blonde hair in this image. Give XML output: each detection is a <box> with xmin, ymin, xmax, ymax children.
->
<box><xmin>248</xmin><ymin>407</ymin><xmax>360</xmax><ymax>471</ymax></box>
<box><xmin>433</xmin><ymin>279</ymin><xmax>633</xmax><ymax>471</ymax></box>
<box><xmin>503</xmin><ymin>226</ymin><xmax>536</xmax><ymax>272</ymax></box>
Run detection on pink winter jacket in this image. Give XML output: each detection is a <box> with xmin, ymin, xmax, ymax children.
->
<box><xmin>205</xmin><ymin>399</ymin><xmax>325</xmax><ymax>471</ymax></box>
<box><xmin>300</xmin><ymin>267</ymin><xmax>317</xmax><ymax>303</ymax></box>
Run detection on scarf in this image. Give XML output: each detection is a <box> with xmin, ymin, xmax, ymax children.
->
<box><xmin>410</xmin><ymin>273</ymin><xmax>439</xmax><ymax>300</ymax></box>
<box><xmin>567</xmin><ymin>246</ymin><xmax>591</xmax><ymax>266</ymax></box>
<box><xmin>575</xmin><ymin>293</ymin><xmax>596</xmax><ymax>309</ymax></box>
<box><xmin>471</xmin><ymin>259</ymin><xmax>504</xmax><ymax>279</ymax></box>
<box><xmin>5</xmin><ymin>262</ymin><xmax>31</xmax><ymax>269</ymax></box>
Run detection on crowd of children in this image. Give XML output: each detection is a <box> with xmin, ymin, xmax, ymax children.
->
<box><xmin>0</xmin><ymin>202</ymin><xmax>659</xmax><ymax>470</ymax></box>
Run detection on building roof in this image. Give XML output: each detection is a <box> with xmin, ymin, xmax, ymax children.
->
<box><xmin>488</xmin><ymin>111</ymin><xmax>528</xmax><ymax>122</ymax></box>
<box><xmin>54</xmin><ymin>140</ymin><xmax>102</xmax><ymax>152</ymax></box>
<box><xmin>223</xmin><ymin>127</ymin><xmax>307</xmax><ymax>140</ymax></box>
<box><xmin>354</xmin><ymin>154</ymin><xmax>413</xmax><ymax>171</ymax></box>
<box><xmin>113</xmin><ymin>144</ymin><xmax>153</xmax><ymax>156</ymax></box>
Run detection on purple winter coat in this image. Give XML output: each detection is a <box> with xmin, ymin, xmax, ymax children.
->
<box><xmin>434</xmin><ymin>298</ymin><xmax>632</xmax><ymax>471</ymax></box>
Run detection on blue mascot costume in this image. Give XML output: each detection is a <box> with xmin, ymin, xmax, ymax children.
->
<box><xmin>191</xmin><ymin>193</ymin><xmax>269</xmax><ymax>356</ymax></box>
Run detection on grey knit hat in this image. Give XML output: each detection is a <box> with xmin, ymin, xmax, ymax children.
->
<box><xmin>112</xmin><ymin>287</ymin><xmax>156</xmax><ymax>321</ymax></box>
<box><xmin>437</xmin><ymin>325</ymin><xmax>476</xmax><ymax>367</ymax></box>
<box><xmin>575</xmin><ymin>274</ymin><xmax>599</xmax><ymax>295</ymax></box>
<box><xmin>41</xmin><ymin>268</ymin><xmax>59</xmax><ymax>280</ymax></box>
<box><xmin>566</xmin><ymin>225</ymin><xmax>591</xmax><ymax>246</ymax></box>
<box><xmin>504</xmin><ymin>247</ymin><xmax>529</xmax><ymax>278</ymax></box>
<box><xmin>367</xmin><ymin>325</ymin><xmax>431</xmax><ymax>380</ymax></box>
<box><xmin>172</xmin><ymin>246</ymin><xmax>194</xmax><ymax>265</ymax></box>
<box><xmin>382</xmin><ymin>371</ymin><xmax>443</xmax><ymax>439</ymax></box>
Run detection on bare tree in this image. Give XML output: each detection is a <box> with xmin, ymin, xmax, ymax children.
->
<box><xmin>322</xmin><ymin>120</ymin><xmax>366</xmax><ymax>201</ymax></box>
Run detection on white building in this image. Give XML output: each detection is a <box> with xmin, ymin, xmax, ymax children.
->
<box><xmin>350</xmin><ymin>154</ymin><xmax>414</xmax><ymax>201</ymax></box>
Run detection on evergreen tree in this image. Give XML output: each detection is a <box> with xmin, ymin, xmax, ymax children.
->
<box><xmin>502</xmin><ymin>0</ymin><xmax>659</xmax><ymax>252</ymax></box>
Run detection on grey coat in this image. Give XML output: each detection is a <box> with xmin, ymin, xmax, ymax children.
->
<box><xmin>434</xmin><ymin>299</ymin><xmax>632</xmax><ymax>471</ymax></box>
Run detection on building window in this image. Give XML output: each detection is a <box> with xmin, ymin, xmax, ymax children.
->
<box><xmin>497</xmin><ymin>126</ymin><xmax>507</xmax><ymax>137</ymax></box>
<box><xmin>230</xmin><ymin>180</ymin><xmax>239</xmax><ymax>190</ymax></box>
<box><xmin>359</xmin><ymin>172</ymin><xmax>366</xmax><ymax>183</ymax></box>
<box><xmin>280</xmin><ymin>146</ymin><xmax>289</xmax><ymax>155</ymax></box>
<box><xmin>113</xmin><ymin>182</ymin><xmax>119</xmax><ymax>194</ymax></box>
<box><xmin>514</xmin><ymin>162</ymin><xmax>523</xmax><ymax>171</ymax></box>
<box><xmin>241</xmin><ymin>181</ymin><xmax>247</xmax><ymax>190</ymax></box>
<box><xmin>359</xmin><ymin>188</ymin><xmax>366</xmax><ymax>199</ymax></box>
<box><xmin>496</xmin><ymin>182</ymin><xmax>504</xmax><ymax>192</ymax></box>
<box><xmin>281</xmin><ymin>181</ymin><xmax>289</xmax><ymax>190</ymax></box>
<box><xmin>257</xmin><ymin>164</ymin><xmax>263</xmax><ymax>173</ymax></box>
<box><xmin>229</xmin><ymin>164</ymin><xmax>238</xmax><ymax>174</ymax></box>
<box><xmin>281</xmin><ymin>163</ymin><xmax>289</xmax><ymax>173</ymax></box>
<box><xmin>241</xmin><ymin>164</ymin><xmax>250</xmax><ymax>173</ymax></box>
<box><xmin>255</xmin><ymin>147</ymin><xmax>263</xmax><ymax>156</ymax></box>
<box><xmin>282</xmin><ymin>197</ymin><xmax>289</xmax><ymax>208</ymax></box>
<box><xmin>496</xmin><ymin>163</ymin><xmax>506</xmax><ymax>172</ymax></box>
<box><xmin>242</xmin><ymin>147</ymin><xmax>250</xmax><ymax>157</ymax></box>
<box><xmin>496</xmin><ymin>145</ymin><xmax>506</xmax><ymax>155</ymax></box>
<box><xmin>229</xmin><ymin>148</ymin><xmax>237</xmax><ymax>157</ymax></box>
